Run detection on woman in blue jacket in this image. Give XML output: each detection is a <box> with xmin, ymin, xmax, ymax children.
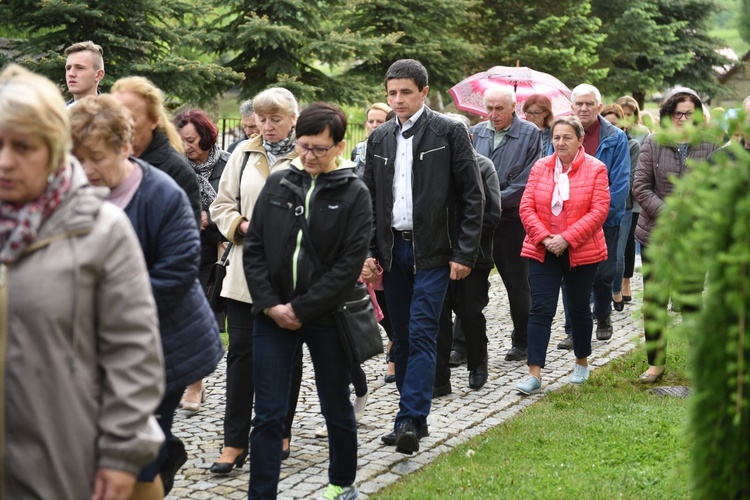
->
<box><xmin>70</xmin><ymin>94</ymin><xmax>223</xmax><ymax>498</ymax></box>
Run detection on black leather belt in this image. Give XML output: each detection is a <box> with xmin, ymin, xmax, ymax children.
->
<box><xmin>393</xmin><ymin>230</ymin><xmax>413</xmax><ymax>241</ymax></box>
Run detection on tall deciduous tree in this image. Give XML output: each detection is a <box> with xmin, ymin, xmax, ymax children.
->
<box><xmin>0</xmin><ymin>0</ymin><xmax>241</xmax><ymax>105</ymax></box>
<box><xmin>208</xmin><ymin>0</ymin><xmax>396</xmax><ymax>103</ymax></box>
<box><xmin>343</xmin><ymin>0</ymin><xmax>483</xmax><ymax>104</ymax></box>
<box><xmin>470</xmin><ymin>0</ymin><xmax>606</xmax><ymax>88</ymax></box>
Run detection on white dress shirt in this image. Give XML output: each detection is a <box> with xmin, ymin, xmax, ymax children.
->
<box><xmin>391</xmin><ymin>105</ymin><xmax>425</xmax><ymax>230</ymax></box>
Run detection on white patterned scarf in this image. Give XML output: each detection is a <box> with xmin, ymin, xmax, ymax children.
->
<box><xmin>551</xmin><ymin>152</ymin><xmax>575</xmax><ymax>216</ymax></box>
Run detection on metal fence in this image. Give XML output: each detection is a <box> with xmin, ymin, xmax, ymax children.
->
<box><xmin>219</xmin><ymin>118</ymin><xmax>367</xmax><ymax>157</ymax></box>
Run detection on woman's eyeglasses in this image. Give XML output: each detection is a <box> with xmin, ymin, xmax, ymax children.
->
<box><xmin>672</xmin><ymin>111</ymin><xmax>693</xmax><ymax>120</ymax></box>
<box><xmin>294</xmin><ymin>142</ymin><xmax>337</xmax><ymax>158</ymax></box>
<box><xmin>525</xmin><ymin>111</ymin><xmax>546</xmax><ymax>117</ymax></box>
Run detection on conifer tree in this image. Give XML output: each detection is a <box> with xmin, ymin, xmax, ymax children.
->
<box><xmin>0</xmin><ymin>0</ymin><xmax>241</xmax><ymax>105</ymax></box>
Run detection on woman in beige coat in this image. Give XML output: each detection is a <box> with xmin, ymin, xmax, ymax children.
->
<box><xmin>208</xmin><ymin>87</ymin><xmax>301</xmax><ymax>472</ymax></box>
<box><xmin>0</xmin><ymin>66</ymin><xmax>164</xmax><ymax>499</ymax></box>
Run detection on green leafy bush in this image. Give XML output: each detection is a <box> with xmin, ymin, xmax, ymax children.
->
<box><xmin>646</xmin><ymin>119</ymin><xmax>750</xmax><ymax>498</ymax></box>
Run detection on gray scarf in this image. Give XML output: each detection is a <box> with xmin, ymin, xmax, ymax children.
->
<box><xmin>189</xmin><ymin>146</ymin><xmax>221</xmax><ymax>211</ymax></box>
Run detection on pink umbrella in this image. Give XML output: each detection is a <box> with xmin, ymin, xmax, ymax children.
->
<box><xmin>449</xmin><ymin>66</ymin><xmax>573</xmax><ymax>118</ymax></box>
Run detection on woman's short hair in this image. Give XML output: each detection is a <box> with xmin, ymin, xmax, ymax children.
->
<box><xmin>69</xmin><ymin>95</ymin><xmax>134</xmax><ymax>153</ymax></box>
<box><xmin>522</xmin><ymin>94</ymin><xmax>553</xmax><ymax>128</ymax></box>
<box><xmin>367</xmin><ymin>102</ymin><xmax>392</xmax><ymax>116</ymax></box>
<box><xmin>252</xmin><ymin>87</ymin><xmax>298</xmax><ymax>118</ymax></box>
<box><xmin>659</xmin><ymin>87</ymin><xmax>703</xmax><ymax>124</ymax></box>
<box><xmin>550</xmin><ymin>115</ymin><xmax>585</xmax><ymax>139</ymax></box>
<box><xmin>296</xmin><ymin>103</ymin><xmax>347</xmax><ymax>143</ymax></box>
<box><xmin>615</xmin><ymin>96</ymin><xmax>641</xmax><ymax>124</ymax></box>
<box><xmin>110</xmin><ymin>76</ymin><xmax>185</xmax><ymax>154</ymax></box>
<box><xmin>0</xmin><ymin>64</ymin><xmax>70</xmax><ymax>172</ymax></box>
<box><xmin>173</xmin><ymin>109</ymin><xmax>219</xmax><ymax>151</ymax></box>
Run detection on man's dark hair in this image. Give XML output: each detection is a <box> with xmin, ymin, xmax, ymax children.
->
<box><xmin>384</xmin><ymin>59</ymin><xmax>428</xmax><ymax>91</ymax></box>
<box><xmin>296</xmin><ymin>102</ymin><xmax>347</xmax><ymax>143</ymax></box>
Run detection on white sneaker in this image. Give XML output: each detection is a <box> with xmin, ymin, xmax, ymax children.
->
<box><xmin>570</xmin><ymin>364</ymin><xmax>590</xmax><ymax>384</ymax></box>
<box><xmin>314</xmin><ymin>425</ymin><xmax>328</xmax><ymax>438</ymax></box>
<box><xmin>353</xmin><ymin>393</ymin><xmax>368</xmax><ymax>422</ymax></box>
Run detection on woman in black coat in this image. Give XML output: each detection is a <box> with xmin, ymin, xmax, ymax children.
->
<box><xmin>244</xmin><ymin>103</ymin><xmax>371</xmax><ymax>499</ymax></box>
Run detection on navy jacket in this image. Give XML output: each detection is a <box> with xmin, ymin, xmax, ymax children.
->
<box><xmin>125</xmin><ymin>159</ymin><xmax>223</xmax><ymax>394</ymax></box>
<box><xmin>140</xmin><ymin>131</ymin><xmax>202</xmax><ymax>226</ymax></box>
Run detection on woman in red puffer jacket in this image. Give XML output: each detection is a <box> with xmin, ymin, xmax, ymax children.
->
<box><xmin>515</xmin><ymin>115</ymin><xmax>610</xmax><ymax>396</ymax></box>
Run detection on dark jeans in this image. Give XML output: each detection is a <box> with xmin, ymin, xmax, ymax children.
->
<box><xmin>563</xmin><ymin>225</ymin><xmax>619</xmax><ymax>334</ymax></box>
<box><xmin>623</xmin><ymin>211</ymin><xmax>639</xmax><ymax>279</ymax></box>
<box><xmin>593</xmin><ymin>225</ymin><xmax>620</xmax><ymax>320</ymax></box>
<box><xmin>527</xmin><ymin>252</ymin><xmax>598</xmax><ymax>368</ymax></box>
<box><xmin>613</xmin><ymin>210</ymin><xmax>633</xmax><ymax>294</ymax></box>
<box><xmin>224</xmin><ymin>299</ymin><xmax>300</xmax><ymax>450</ymax></box>
<box><xmin>383</xmin><ymin>235</ymin><xmax>450</xmax><ymax>433</ymax></box>
<box><xmin>493</xmin><ymin>218</ymin><xmax>531</xmax><ymax>348</ymax></box>
<box><xmin>436</xmin><ymin>267</ymin><xmax>491</xmax><ymax>385</ymax></box>
<box><xmin>249</xmin><ymin>314</ymin><xmax>356</xmax><ymax>499</ymax></box>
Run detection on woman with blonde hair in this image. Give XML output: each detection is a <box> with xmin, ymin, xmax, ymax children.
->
<box><xmin>0</xmin><ymin>64</ymin><xmax>165</xmax><ymax>499</ymax></box>
<box><xmin>209</xmin><ymin>87</ymin><xmax>302</xmax><ymax>473</ymax></box>
<box><xmin>111</xmin><ymin>76</ymin><xmax>201</xmax><ymax>223</ymax></box>
<box><xmin>70</xmin><ymin>94</ymin><xmax>223</xmax><ymax>497</ymax></box>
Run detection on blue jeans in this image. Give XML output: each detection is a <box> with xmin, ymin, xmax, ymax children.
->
<box><xmin>527</xmin><ymin>252</ymin><xmax>598</xmax><ymax>367</ymax></box>
<box><xmin>383</xmin><ymin>236</ymin><xmax>450</xmax><ymax>433</ymax></box>
<box><xmin>249</xmin><ymin>314</ymin><xmax>356</xmax><ymax>499</ymax></box>
<box><xmin>613</xmin><ymin>210</ymin><xmax>633</xmax><ymax>294</ymax></box>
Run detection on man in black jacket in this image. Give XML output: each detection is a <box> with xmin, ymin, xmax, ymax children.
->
<box><xmin>434</xmin><ymin>114</ymin><xmax>501</xmax><ymax>393</ymax></box>
<box><xmin>362</xmin><ymin>59</ymin><xmax>483</xmax><ymax>455</ymax></box>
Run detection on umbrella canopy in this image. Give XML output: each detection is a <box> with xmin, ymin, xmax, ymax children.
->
<box><xmin>449</xmin><ymin>66</ymin><xmax>573</xmax><ymax>119</ymax></box>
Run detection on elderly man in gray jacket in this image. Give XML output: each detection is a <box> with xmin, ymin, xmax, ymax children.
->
<box><xmin>470</xmin><ymin>87</ymin><xmax>542</xmax><ymax>362</ymax></box>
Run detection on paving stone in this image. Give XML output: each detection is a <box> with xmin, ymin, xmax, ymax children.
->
<box><xmin>166</xmin><ymin>272</ymin><xmax>644</xmax><ymax>499</ymax></box>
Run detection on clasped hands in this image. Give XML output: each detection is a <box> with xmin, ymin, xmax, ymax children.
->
<box><xmin>543</xmin><ymin>234</ymin><xmax>569</xmax><ymax>257</ymax></box>
<box><xmin>361</xmin><ymin>257</ymin><xmax>471</xmax><ymax>281</ymax></box>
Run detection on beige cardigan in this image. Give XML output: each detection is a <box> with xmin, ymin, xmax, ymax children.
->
<box><xmin>210</xmin><ymin>135</ymin><xmax>296</xmax><ymax>304</ymax></box>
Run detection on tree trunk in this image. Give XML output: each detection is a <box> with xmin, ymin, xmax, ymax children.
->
<box><xmin>633</xmin><ymin>90</ymin><xmax>646</xmax><ymax>110</ymax></box>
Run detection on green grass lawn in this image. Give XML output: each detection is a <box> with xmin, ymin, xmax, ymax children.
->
<box><xmin>375</xmin><ymin>331</ymin><xmax>693</xmax><ymax>499</ymax></box>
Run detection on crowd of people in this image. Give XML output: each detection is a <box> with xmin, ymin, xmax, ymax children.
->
<box><xmin>2</xmin><ymin>38</ymin><xmax>732</xmax><ymax>499</ymax></box>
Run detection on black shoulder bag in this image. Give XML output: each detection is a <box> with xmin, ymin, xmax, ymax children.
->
<box><xmin>293</xmin><ymin>200</ymin><xmax>383</xmax><ymax>367</ymax></box>
<box><xmin>206</xmin><ymin>152</ymin><xmax>251</xmax><ymax>313</ymax></box>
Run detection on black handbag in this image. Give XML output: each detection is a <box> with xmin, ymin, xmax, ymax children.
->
<box><xmin>205</xmin><ymin>152</ymin><xmax>252</xmax><ymax>314</ymax></box>
<box><xmin>205</xmin><ymin>243</ymin><xmax>232</xmax><ymax>314</ymax></box>
<box><xmin>294</xmin><ymin>201</ymin><xmax>383</xmax><ymax>366</ymax></box>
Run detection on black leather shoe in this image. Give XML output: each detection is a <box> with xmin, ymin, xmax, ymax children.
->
<box><xmin>433</xmin><ymin>381</ymin><xmax>452</xmax><ymax>397</ymax></box>
<box><xmin>394</xmin><ymin>420</ymin><xmax>419</xmax><ymax>455</ymax></box>
<box><xmin>469</xmin><ymin>357</ymin><xmax>488</xmax><ymax>390</ymax></box>
<box><xmin>596</xmin><ymin>316</ymin><xmax>613</xmax><ymax>341</ymax></box>
<box><xmin>613</xmin><ymin>298</ymin><xmax>624</xmax><ymax>312</ymax></box>
<box><xmin>448</xmin><ymin>349</ymin><xmax>467</xmax><ymax>367</ymax></box>
<box><xmin>209</xmin><ymin>449</ymin><xmax>248</xmax><ymax>474</ymax></box>
<box><xmin>557</xmin><ymin>335</ymin><xmax>574</xmax><ymax>350</ymax></box>
<box><xmin>384</xmin><ymin>373</ymin><xmax>396</xmax><ymax>384</ymax></box>
<box><xmin>381</xmin><ymin>424</ymin><xmax>429</xmax><ymax>446</ymax></box>
<box><xmin>504</xmin><ymin>346</ymin><xmax>527</xmax><ymax>362</ymax></box>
